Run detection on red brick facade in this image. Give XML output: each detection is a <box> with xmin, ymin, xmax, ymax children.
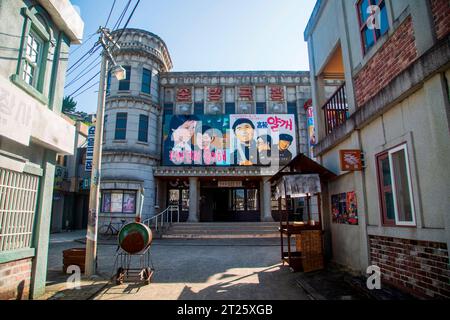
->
<box><xmin>430</xmin><ymin>0</ymin><xmax>450</xmax><ymax>40</ymax></box>
<box><xmin>354</xmin><ymin>16</ymin><xmax>418</xmax><ymax>108</ymax></box>
<box><xmin>369</xmin><ymin>235</ymin><xmax>450</xmax><ymax>299</ymax></box>
<box><xmin>0</xmin><ymin>258</ymin><xmax>32</xmax><ymax>300</ymax></box>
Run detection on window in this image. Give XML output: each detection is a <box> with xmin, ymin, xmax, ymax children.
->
<box><xmin>376</xmin><ymin>144</ymin><xmax>415</xmax><ymax>226</ymax></box>
<box><xmin>106</xmin><ymin>70</ymin><xmax>112</xmax><ymax>95</ymax></box>
<box><xmin>225</xmin><ymin>103</ymin><xmax>235</xmax><ymax>114</ymax></box>
<box><xmin>287</xmin><ymin>102</ymin><xmax>297</xmax><ymax>115</ymax></box>
<box><xmin>164</xmin><ymin>103</ymin><xmax>174</xmax><ymax>116</ymax></box>
<box><xmin>101</xmin><ymin>190</ymin><xmax>137</xmax><ymax>214</ymax></box>
<box><xmin>256</xmin><ymin>102</ymin><xmax>266</xmax><ymax>114</ymax></box>
<box><xmin>138</xmin><ymin>114</ymin><xmax>149</xmax><ymax>143</ymax></box>
<box><xmin>141</xmin><ymin>68</ymin><xmax>151</xmax><ymax>94</ymax></box>
<box><xmin>119</xmin><ymin>66</ymin><xmax>131</xmax><ymax>91</ymax></box>
<box><xmin>22</xmin><ymin>31</ymin><xmax>43</xmax><ymax>88</ymax></box>
<box><xmin>247</xmin><ymin>189</ymin><xmax>259</xmax><ymax>211</ymax></box>
<box><xmin>357</xmin><ymin>0</ymin><xmax>389</xmax><ymax>53</ymax></box>
<box><xmin>103</xmin><ymin>114</ymin><xmax>108</xmax><ymax>144</ymax></box>
<box><xmin>115</xmin><ymin>113</ymin><xmax>127</xmax><ymax>140</ymax></box>
<box><xmin>194</xmin><ymin>103</ymin><xmax>204</xmax><ymax>115</ymax></box>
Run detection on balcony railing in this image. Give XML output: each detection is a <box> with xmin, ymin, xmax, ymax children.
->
<box><xmin>322</xmin><ymin>83</ymin><xmax>349</xmax><ymax>135</ymax></box>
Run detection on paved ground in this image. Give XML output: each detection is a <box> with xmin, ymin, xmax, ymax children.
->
<box><xmin>46</xmin><ymin>230</ymin><xmax>309</xmax><ymax>300</ymax></box>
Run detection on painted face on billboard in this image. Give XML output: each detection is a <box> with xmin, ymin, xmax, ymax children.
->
<box><xmin>257</xmin><ymin>136</ymin><xmax>271</xmax><ymax>152</ymax></box>
<box><xmin>234</xmin><ymin>122</ymin><xmax>255</xmax><ymax>144</ymax></box>
<box><xmin>172</xmin><ymin>120</ymin><xmax>197</xmax><ymax>145</ymax></box>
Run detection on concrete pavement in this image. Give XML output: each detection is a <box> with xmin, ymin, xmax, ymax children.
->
<box><xmin>45</xmin><ymin>231</ymin><xmax>310</xmax><ymax>300</ymax></box>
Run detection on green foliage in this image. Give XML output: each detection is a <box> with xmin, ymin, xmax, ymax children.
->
<box><xmin>62</xmin><ymin>96</ymin><xmax>77</xmax><ymax>113</ymax></box>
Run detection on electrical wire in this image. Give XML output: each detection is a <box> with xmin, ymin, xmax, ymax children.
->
<box><xmin>105</xmin><ymin>0</ymin><xmax>117</xmax><ymax>28</ymax></box>
<box><xmin>67</xmin><ymin>71</ymin><xmax>101</xmax><ymax>97</ymax></box>
<box><xmin>72</xmin><ymin>81</ymin><xmax>100</xmax><ymax>99</ymax></box>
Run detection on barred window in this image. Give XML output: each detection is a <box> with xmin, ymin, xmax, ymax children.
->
<box><xmin>0</xmin><ymin>169</ymin><xmax>39</xmax><ymax>252</ymax></box>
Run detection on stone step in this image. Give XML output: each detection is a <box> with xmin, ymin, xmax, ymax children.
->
<box><xmin>162</xmin><ymin>222</ymin><xmax>280</xmax><ymax>239</ymax></box>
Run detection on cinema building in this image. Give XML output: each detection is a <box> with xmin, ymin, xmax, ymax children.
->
<box><xmin>100</xmin><ymin>28</ymin><xmax>340</xmax><ymax>224</ymax></box>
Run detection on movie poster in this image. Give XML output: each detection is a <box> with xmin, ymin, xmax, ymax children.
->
<box><xmin>331</xmin><ymin>192</ymin><xmax>358</xmax><ymax>225</ymax></box>
<box><xmin>229</xmin><ymin>114</ymin><xmax>297</xmax><ymax>167</ymax></box>
<box><xmin>162</xmin><ymin>115</ymin><xmax>229</xmax><ymax>166</ymax></box>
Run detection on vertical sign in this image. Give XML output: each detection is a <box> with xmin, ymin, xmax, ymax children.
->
<box><xmin>85</xmin><ymin>126</ymin><xmax>95</xmax><ymax>172</ymax></box>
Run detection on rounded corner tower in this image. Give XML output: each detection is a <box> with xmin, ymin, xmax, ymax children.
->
<box><xmin>100</xmin><ymin>28</ymin><xmax>172</xmax><ymax>222</ymax></box>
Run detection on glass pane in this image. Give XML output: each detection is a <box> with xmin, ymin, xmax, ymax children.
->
<box><xmin>235</xmin><ymin>190</ymin><xmax>245</xmax><ymax>211</ymax></box>
<box><xmin>384</xmin><ymin>191</ymin><xmax>395</xmax><ymax>220</ymax></box>
<box><xmin>122</xmin><ymin>192</ymin><xmax>136</xmax><ymax>213</ymax></box>
<box><xmin>381</xmin><ymin>157</ymin><xmax>391</xmax><ymax>187</ymax></box>
<box><xmin>169</xmin><ymin>190</ymin><xmax>180</xmax><ymax>206</ymax></box>
<box><xmin>379</xmin><ymin>4</ymin><xmax>389</xmax><ymax>36</ymax></box>
<box><xmin>102</xmin><ymin>193</ymin><xmax>111</xmax><ymax>212</ymax></box>
<box><xmin>364</xmin><ymin>27</ymin><xmax>375</xmax><ymax>50</ymax></box>
<box><xmin>247</xmin><ymin>189</ymin><xmax>259</xmax><ymax>211</ymax></box>
<box><xmin>111</xmin><ymin>192</ymin><xmax>123</xmax><ymax>213</ymax></box>
<box><xmin>139</xmin><ymin>115</ymin><xmax>149</xmax><ymax>142</ymax></box>
<box><xmin>391</xmin><ymin>149</ymin><xmax>413</xmax><ymax>223</ymax></box>
<box><xmin>359</xmin><ymin>0</ymin><xmax>370</xmax><ymax>22</ymax></box>
<box><xmin>182</xmin><ymin>190</ymin><xmax>189</xmax><ymax>211</ymax></box>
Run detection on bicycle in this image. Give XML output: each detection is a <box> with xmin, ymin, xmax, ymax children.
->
<box><xmin>98</xmin><ymin>219</ymin><xmax>127</xmax><ymax>241</ymax></box>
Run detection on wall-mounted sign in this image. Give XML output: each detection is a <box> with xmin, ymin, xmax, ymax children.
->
<box><xmin>176</xmin><ymin>88</ymin><xmax>192</xmax><ymax>102</ymax></box>
<box><xmin>85</xmin><ymin>126</ymin><xmax>95</xmax><ymax>172</ymax></box>
<box><xmin>270</xmin><ymin>86</ymin><xmax>285</xmax><ymax>102</ymax></box>
<box><xmin>218</xmin><ymin>181</ymin><xmax>243</xmax><ymax>188</ymax></box>
<box><xmin>340</xmin><ymin>150</ymin><xmax>363</xmax><ymax>171</ymax></box>
<box><xmin>208</xmin><ymin>87</ymin><xmax>223</xmax><ymax>102</ymax></box>
<box><xmin>239</xmin><ymin>87</ymin><xmax>253</xmax><ymax>101</ymax></box>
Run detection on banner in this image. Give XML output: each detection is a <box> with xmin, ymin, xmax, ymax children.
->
<box><xmin>162</xmin><ymin>114</ymin><xmax>297</xmax><ymax>167</ymax></box>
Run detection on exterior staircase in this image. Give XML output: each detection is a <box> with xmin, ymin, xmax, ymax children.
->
<box><xmin>161</xmin><ymin>222</ymin><xmax>280</xmax><ymax>239</ymax></box>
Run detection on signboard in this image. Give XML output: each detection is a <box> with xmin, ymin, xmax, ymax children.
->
<box><xmin>340</xmin><ymin>150</ymin><xmax>363</xmax><ymax>171</ymax></box>
<box><xmin>85</xmin><ymin>126</ymin><xmax>95</xmax><ymax>172</ymax></box>
<box><xmin>162</xmin><ymin>114</ymin><xmax>297</xmax><ymax>167</ymax></box>
<box><xmin>332</xmin><ymin>191</ymin><xmax>359</xmax><ymax>225</ymax></box>
<box><xmin>218</xmin><ymin>181</ymin><xmax>243</xmax><ymax>188</ymax></box>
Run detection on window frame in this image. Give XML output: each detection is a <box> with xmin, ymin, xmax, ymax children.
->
<box><xmin>141</xmin><ymin>68</ymin><xmax>152</xmax><ymax>94</ymax></box>
<box><xmin>114</xmin><ymin>112</ymin><xmax>128</xmax><ymax>141</ymax></box>
<box><xmin>138</xmin><ymin>114</ymin><xmax>149</xmax><ymax>143</ymax></box>
<box><xmin>356</xmin><ymin>0</ymin><xmax>389</xmax><ymax>55</ymax></box>
<box><xmin>376</xmin><ymin>144</ymin><xmax>416</xmax><ymax>227</ymax></box>
<box><xmin>101</xmin><ymin>190</ymin><xmax>137</xmax><ymax>214</ymax></box>
<box><xmin>118</xmin><ymin>66</ymin><xmax>131</xmax><ymax>91</ymax></box>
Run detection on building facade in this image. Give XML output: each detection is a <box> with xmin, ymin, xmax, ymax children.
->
<box><xmin>51</xmin><ymin>116</ymin><xmax>90</xmax><ymax>233</ymax></box>
<box><xmin>100</xmin><ymin>28</ymin><xmax>327</xmax><ymax>227</ymax></box>
<box><xmin>0</xmin><ymin>0</ymin><xmax>83</xmax><ymax>299</ymax></box>
<box><xmin>305</xmin><ymin>0</ymin><xmax>450</xmax><ymax>298</ymax></box>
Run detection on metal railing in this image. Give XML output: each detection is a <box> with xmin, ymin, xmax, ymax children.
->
<box><xmin>322</xmin><ymin>83</ymin><xmax>349</xmax><ymax>135</ymax></box>
<box><xmin>143</xmin><ymin>205</ymin><xmax>180</xmax><ymax>232</ymax></box>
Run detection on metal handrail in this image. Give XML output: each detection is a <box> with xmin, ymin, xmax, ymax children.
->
<box><xmin>143</xmin><ymin>205</ymin><xmax>180</xmax><ymax>232</ymax></box>
<box><xmin>322</xmin><ymin>83</ymin><xmax>349</xmax><ymax>134</ymax></box>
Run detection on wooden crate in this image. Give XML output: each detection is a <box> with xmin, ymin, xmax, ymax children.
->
<box><xmin>63</xmin><ymin>248</ymin><xmax>86</xmax><ymax>273</ymax></box>
<box><xmin>302</xmin><ymin>254</ymin><xmax>324</xmax><ymax>273</ymax></box>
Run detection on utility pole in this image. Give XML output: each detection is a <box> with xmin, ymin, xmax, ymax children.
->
<box><xmin>85</xmin><ymin>28</ymin><xmax>125</xmax><ymax>277</ymax></box>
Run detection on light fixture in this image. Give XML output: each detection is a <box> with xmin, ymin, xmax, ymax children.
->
<box><xmin>111</xmin><ymin>65</ymin><xmax>127</xmax><ymax>81</ymax></box>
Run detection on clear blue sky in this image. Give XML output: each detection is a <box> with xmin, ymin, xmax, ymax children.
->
<box><xmin>67</xmin><ymin>0</ymin><xmax>316</xmax><ymax>113</ymax></box>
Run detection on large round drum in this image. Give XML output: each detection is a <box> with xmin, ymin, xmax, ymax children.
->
<box><xmin>118</xmin><ymin>222</ymin><xmax>153</xmax><ymax>254</ymax></box>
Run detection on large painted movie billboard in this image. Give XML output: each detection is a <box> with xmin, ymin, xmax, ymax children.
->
<box><xmin>162</xmin><ymin>114</ymin><xmax>297</xmax><ymax>167</ymax></box>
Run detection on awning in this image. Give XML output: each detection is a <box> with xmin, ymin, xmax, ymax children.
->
<box><xmin>275</xmin><ymin>174</ymin><xmax>321</xmax><ymax>199</ymax></box>
<box><xmin>269</xmin><ymin>153</ymin><xmax>337</xmax><ymax>184</ymax></box>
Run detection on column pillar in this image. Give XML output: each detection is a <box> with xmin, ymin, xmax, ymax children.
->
<box><xmin>261</xmin><ymin>177</ymin><xmax>273</xmax><ymax>222</ymax></box>
<box><xmin>188</xmin><ymin>177</ymin><xmax>199</xmax><ymax>222</ymax></box>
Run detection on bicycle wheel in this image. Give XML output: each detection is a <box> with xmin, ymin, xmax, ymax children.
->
<box><xmin>98</xmin><ymin>225</ymin><xmax>112</xmax><ymax>240</ymax></box>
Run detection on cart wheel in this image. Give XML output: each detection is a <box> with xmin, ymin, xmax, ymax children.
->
<box><xmin>115</xmin><ymin>267</ymin><xmax>125</xmax><ymax>285</ymax></box>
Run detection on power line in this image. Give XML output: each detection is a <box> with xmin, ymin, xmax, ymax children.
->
<box><xmin>65</xmin><ymin>58</ymin><xmax>101</xmax><ymax>88</ymax></box>
<box><xmin>66</xmin><ymin>44</ymin><xmax>101</xmax><ymax>74</ymax></box>
<box><xmin>72</xmin><ymin>81</ymin><xmax>100</xmax><ymax>99</ymax></box>
<box><xmin>67</xmin><ymin>71</ymin><xmax>101</xmax><ymax>97</ymax></box>
<box><xmin>113</xmin><ymin>0</ymin><xmax>132</xmax><ymax>30</ymax></box>
<box><xmin>114</xmin><ymin>0</ymin><xmax>141</xmax><ymax>45</ymax></box>
<box><xmin>105</xmin><ymin>0</ymin><xmax>117</xmax><ymax>28</ymax></box>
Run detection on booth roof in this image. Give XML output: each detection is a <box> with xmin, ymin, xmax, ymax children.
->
<box><xmin>269</xmin><ymin>153</ymin><xmax>337</xmax><ymax>183</ymax></box>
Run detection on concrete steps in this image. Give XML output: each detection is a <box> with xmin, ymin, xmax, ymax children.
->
<box><xmin>162</xmin><ymin>222</ymin><xmax>280</xmax><ymax>239</ymax></box>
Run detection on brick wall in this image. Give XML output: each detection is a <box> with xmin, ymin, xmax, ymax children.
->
<box><xmin>0</xmin><ymin>258</ymin><xmax>32</xmax><ymax>300</ymax></box>
<box><xmin>354</xmin><ymin>16</ymin><xmax>418</xmax><ymax>108</ymax></box>
<box><xmin>430</xmin><ymin>0</ymin><xmax>450</xmax><ymax>40</ymax></box>
<box><xmin>369</xmin><ymin>235</ymin><xmax>450</xmax><ymax>299</ymax></box>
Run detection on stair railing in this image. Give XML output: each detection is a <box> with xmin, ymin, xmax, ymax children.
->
<box><xmin>143</xmin><ymin>205</ymin><xmax>180</xmax><ymax>232</ymax></box>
